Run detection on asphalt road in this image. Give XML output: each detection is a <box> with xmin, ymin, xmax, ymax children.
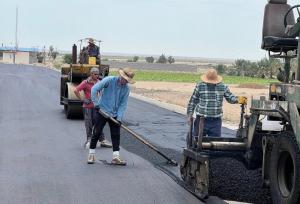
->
<box><xmin>0</xmin><ymin>64</ymin><xmax>201</xmax><ymax>204</ymax></box>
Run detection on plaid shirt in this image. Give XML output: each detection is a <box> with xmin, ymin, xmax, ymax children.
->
<box><xmin>187</xmin><ymin>82</ymin><xmax>237</xmax><ymax>118</ymax></box>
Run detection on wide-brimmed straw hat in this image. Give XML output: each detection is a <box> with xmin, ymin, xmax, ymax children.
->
<box><xmin>201</xmin><ymin>68</ymin><xmax>222</xmax><ymax>84</ymax></box>
<box><xmin>88</xmin><ymin>38</ymin><xmax>95</xmax><ymax>44</ymax></box>
<box><xmin>118</xmin><ymin>67</ymin><xmax>135</xmax><ymax>84</ymax></box>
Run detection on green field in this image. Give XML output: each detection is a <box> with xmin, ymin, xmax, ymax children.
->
<box><xmin>110</xmin><ymin>70</ymin><xmax>278</xmax><ymax>85</ymax></box>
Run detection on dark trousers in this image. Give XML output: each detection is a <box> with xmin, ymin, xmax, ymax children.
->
<box><xmin>90</xmin><ymin>111</ymin><xmax>120</xmax><ymax>151</ymax></box>
<box><xmin>84</xmin><ymin>108</ymin><xmax>104</xmax><ymax>141</ymax></box>
<box><xmin>193</xmin><ymin>116</ymin><xmax>222</xmax><ymax>137</ymax></box>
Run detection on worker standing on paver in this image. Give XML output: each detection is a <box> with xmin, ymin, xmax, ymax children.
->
<box><xmin>187</xmin><ymin>68</ymin><xmax>247</xmax><ymax>138</ymax></box>
<box><xmin>74</xmin><ymin>67</ymin><xmax>112</xmax><ymax>149</ymax></box>
<box><xmin>87</xmin><ymin>67</ymin><xmax>135</xmax><ymax>165</ymax></box>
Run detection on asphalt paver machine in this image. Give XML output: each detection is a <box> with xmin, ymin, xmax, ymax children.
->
<box><xmin>60</xmin><ymin>38</ymin><xmax>109</xmax><ymax>119</ymax></box>
<box><xmin>180</xmin><ymin>1</ymin><xmax>300</xmax><ymax>203</ymax></box>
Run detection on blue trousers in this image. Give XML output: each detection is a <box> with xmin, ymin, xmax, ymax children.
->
<box><xmin>193</xmin><ymin>116</ymin><xmax>222</xmax><ymax>137</ymax></box>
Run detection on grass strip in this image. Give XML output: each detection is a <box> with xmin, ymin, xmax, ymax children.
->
<box><xmin>110</xmin><ymin>70</ymin><xmax>278</xmax><ymax>85</ymax></box>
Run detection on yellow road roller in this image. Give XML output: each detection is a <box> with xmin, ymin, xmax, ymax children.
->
<box><xmin>60</xmin><ymin>38</ymin><xmax>109</xmax><ymax>119</ymax></box>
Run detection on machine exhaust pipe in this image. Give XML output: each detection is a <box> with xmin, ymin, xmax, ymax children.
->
<box><xmin>72</xmin><ymin>44</ymin><xmax>77</xmax><ymax>64</ymax></box>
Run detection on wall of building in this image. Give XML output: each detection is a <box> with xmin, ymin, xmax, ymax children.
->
<box><xmin>2</xmin><ymin>51</ymin><xmax>37</xmax><ymax>64</ymax></box>
<box><xmin>15</xmin><ymin>52</ymin><xmax>30</xmax><ymax>64</ymax></box>
<box><xmin>3</xmin><ymin>52</ymin><xmax>14</xmax><ymax>63</ymax></box>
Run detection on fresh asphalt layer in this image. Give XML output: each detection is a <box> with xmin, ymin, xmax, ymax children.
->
<box><xmin>121</xmin><ymin>99</ymin><xmax>272</xmax><ymax>204</ymax></box>
<box><xmin>0</xmin><ymin>64</ymin><xmax>201</xmax><ymax>204</ymax></box>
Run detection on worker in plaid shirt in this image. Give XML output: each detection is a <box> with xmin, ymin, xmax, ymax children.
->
<box><xmin>187</xmin><ymin>69</ymin><xmax>247</xmax><ymax>137</ymax></box>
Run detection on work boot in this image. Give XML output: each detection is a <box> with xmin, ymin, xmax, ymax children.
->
<box><xmin>111</xmin><ymin>156</ymin><xmax>126</xmax><ymax>166</ymax></box>
<box><xmin>87</xmin><ymin>154</ymin><xmax>96</xmax><ymax>164</ymax></box>
<box><xmin>100</xmin><ymin>139</ymin><xmax>112</xmax><ymax>148</ymax></box>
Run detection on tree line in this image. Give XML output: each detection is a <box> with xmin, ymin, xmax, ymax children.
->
<box><xmin>37</xmin><ymin>45</ymin><xmax>59</xmax><ymax>63</ymax></box>
<box><xmin>215</xmin><ymin>58</ymin><xmax>297</xmax><ymax>79</ymax></box>
<box><xmin>62</xmin><ymin>51</ymin><xmax>296</xmax><ymax>80</ymax></box>
<box><xmin>127</xmin><ymin>54</ymin><xmax>175</xmax><ymax>64</ymax></box>
<box><xmin>63</xmin><ymin>53</ymin><xmax>176</xmax><ymax>64</ymax></box>
<box><xmin>145</xmin><ymin>54</ymin><xmax>175</xmax><ymax>64</ymax></box>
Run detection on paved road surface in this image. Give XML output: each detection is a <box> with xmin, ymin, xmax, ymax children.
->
<box><xmin>0</xmin><ymin>64</ymin><xmax>201</xmax><ymax>204</ymax></box>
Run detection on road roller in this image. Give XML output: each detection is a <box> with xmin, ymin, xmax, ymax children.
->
<box><xmin>60</xmin><ymin>38</ymin><xmax>109</xmax><ymax>119</ymax></box>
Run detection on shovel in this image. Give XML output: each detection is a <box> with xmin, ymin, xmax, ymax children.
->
<box><xmin>98</xmin><ymin>109</ymin><xmax>178</xmax><ymax>166</ymax></box>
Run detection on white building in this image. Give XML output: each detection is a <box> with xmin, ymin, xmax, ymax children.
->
<box><xmin>0</xmin><ymin>47</ymin><xmax>38</xmax><ymax>64</ymax></box>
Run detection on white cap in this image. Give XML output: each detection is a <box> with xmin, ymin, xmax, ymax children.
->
<box><xmin>90</xmin><ymin>67</ymin><xmax>99</xmax><ymax>74</ymax></box>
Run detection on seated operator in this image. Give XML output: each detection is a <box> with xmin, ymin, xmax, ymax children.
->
<box><xmin>87</xmin><ymin>38</ymin><xmax>100</xmax><ymax>64</ymax></box>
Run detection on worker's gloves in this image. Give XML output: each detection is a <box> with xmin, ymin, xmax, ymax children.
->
<box><xmin>116</xmin><ymin>120</ymin><xmax>122</xmax><ymax>126</ymax></box>
<box><xmin>83</xmin><ymin>98</ymin><xmax>92</xmax><ymax>104</ymax></box>
<box><xmin>237</xmin><ymin>96</ymin><xmax>247</xmax><ymax>105</ymax></box>
<box><xmin>114</xmin><ymin>117</ymin><xmax>122</xmax><ymax>126</ymax></box>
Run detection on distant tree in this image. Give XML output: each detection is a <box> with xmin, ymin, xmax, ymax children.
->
<box><xmin>63</xmin><ymin>54</ymin><xmax>72</xmax><ymax>64</ymax></box>
<box><xmin>248</xmin><ymin>62</ymin><xmax>258</xmax><ymax>77</ymax></box>
<box><xmin>227</xmin><ymin>69</ymin><xmax>238</xmax><ymax>76</ymax></box>
<box><xmin>37</xmin><ymin>52</ymin><xmax>44</xmax><ymax>63</ymax></box>
<box><xmin>215</xmin><ymin>64</ymin><xmax>226</xmax><ymax>74</ymax></box>
<box><xmin>257</xmin><ymin>57</ymin><xmax>281</xmax><ymax>79</ymax></box>
<box><xmin>234</xmin><ymin>59</ymin><xmax>258</xmax><ymax>77</ymax></box>
<box><xmin>157</xmin><ymin>54</ymin><xmax>167</xmax><ymax>63</ymax></box>
<box><xmin>48</xmin><ymin>45</ymin><xmax>54</xmax><ymax>59</ymax></box>
<box><xmin>51</xmin><ymin>51</ymin><xmax>59</xmax><ymax>60</ymax></box>
<box><xmin>48</xmin><ymin>45</ymin><xmax>59</xmax><ymax>60</ymax></box>
<box><xmin>145</xmin><ymin>56</ymin><xmax>154</xmax><ymax>63</ymax></box>
<box><xmin>167</xmin><ymin>56</ymin><xmax>175</xmax><ymax>64</ymax></box>
<box><xmin>133</xmin><ymin>56</ymin><xmax>139</xmax><ymax>62</ymax></box>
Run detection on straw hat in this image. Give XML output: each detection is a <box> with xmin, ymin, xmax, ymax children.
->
<box><xmin>201</xmin><ymin>68</ymin><xmax>222</xmax><ymax>84</ymax></box>
<box><xmin>88</xmin><ymin>38</ymin><xmax>95</xmax><ymax>44</ymax></box>
<box><xmin>118</xmin><ymin>67</ymin><xmax>135</xmax><ymax>84</ymax></box>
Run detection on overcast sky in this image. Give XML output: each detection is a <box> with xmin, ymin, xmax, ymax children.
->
<box><xmin>1</xmin><ymin>0</ymin><xmax>299</xmax><ymax>60</ymax></box>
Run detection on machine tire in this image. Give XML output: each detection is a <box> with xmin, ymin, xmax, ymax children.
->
<box><xmin>65</xmin><ymin>105</ymin><xmax>73</xmax><ymax>119</ymax></box>
<box><xmin>269</xmin><ymin>132</ymin><xmax>300</xmax><ymax>204</ymax></box>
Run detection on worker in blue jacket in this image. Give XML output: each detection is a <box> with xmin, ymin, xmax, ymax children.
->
<box><xmin>87</xmin><ymin>67</ymin><xmax>135</xmax><ymax>165</ymax></box>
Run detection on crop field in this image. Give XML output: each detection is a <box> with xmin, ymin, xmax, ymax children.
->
<box><xmin>110</xmin><ymin>70</ymin><xmax>278</xmax><ymax>85</ymax></box>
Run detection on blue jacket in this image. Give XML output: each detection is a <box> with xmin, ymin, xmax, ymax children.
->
<box><xmin>91</xmin><ymin>76</ymin><xmax>130</xmax><ymax>121</ymax></box>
